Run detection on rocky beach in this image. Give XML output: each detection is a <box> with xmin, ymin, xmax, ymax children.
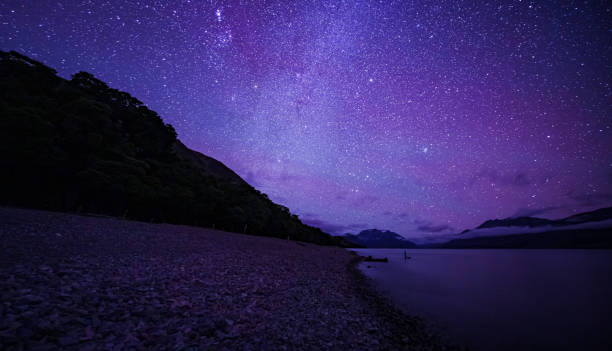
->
<box><xmin>0</xmin><ymin>207</ymin><xmax>453</xmax><ymax>350</ymax></box>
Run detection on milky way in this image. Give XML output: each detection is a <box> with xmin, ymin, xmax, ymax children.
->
<box><xmin>1</xmin><ymin>1</ymin><xmax>610</xmax><ymax>240</ymax></box>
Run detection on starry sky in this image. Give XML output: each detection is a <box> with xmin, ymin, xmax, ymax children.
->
<box><xmin>1</xmin><ymin>1</ymin><xmax>611</xmax><ymax>240</ymax></box>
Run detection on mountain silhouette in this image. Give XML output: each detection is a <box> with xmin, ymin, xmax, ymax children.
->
<box><xmin>477</xmin><ymin>217</ymin><xmax>555</xmax><ymax>229</ymax></box>
<box><xmin>0</xmin><ymin>50</ymin><xmax>346</xmax><ymax>246</ymax></box>
<box><xmin>437</xmin><ymin>206</ymin><xmax>612</xmax><ymax>249</ymax></box>
<box><xmin>560</xmin><ymin>207</ymin><xmax>612</xmax><ymax>225</ymax></box>
<box><xmin>342</xmin><ymin>229</ymin><xmax>417</xmax><ymax>248</ymax></box>
<box><xmin>474</xmin><ymin>206</ymin><xmax>612</xmax><ymax>230</ymax></box>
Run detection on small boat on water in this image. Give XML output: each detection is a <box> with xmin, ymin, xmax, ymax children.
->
<box><xmin>363</xmin><ymin>255</ymin><xmax>388</xmax><ymax>263</ymax></box>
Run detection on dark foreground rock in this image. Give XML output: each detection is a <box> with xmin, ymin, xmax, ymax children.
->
<box><xmin>0</xmin><ymin>207</ymin><xmax>456</xmax><ymax>350</ymax></box>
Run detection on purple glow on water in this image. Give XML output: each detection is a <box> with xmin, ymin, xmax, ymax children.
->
<box><xmin>354</xmin><ymin>249</ymin><xmax>612</xmax><ymax>351</ymax></box>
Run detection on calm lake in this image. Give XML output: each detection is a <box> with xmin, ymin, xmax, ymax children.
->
<box><xmin>352</xmin><ymin>249</ymin><xmax>612</xmax><ymax>351</ymax></box>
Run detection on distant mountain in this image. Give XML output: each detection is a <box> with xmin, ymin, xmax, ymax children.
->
<box><xmin>0</xmin><ymin>50</ymin><xmax>345</xmax><ymax>246</ymax></box>
<box><xmin>437</xmin><ymin>229</ymin><xmax>612</xmax><ymax>249</ymax></box>
<box><xmin>561</xmin><ymin>207</ymin><xmax>612</xmax><ymax>225</ymax></box>
<box><xmin>474</xmin><ymin>206</ymin><xmax>612</xmax><ymax>230</ymax></box>
<box><xmin>435</xmin><ymin>207</ymin><xmax>612</xmax><ymax>249</ymax></box>
<box><xmin>476</xmin><ymin>216</ymin><xmax>555</xmax><ymax>229</ymax></box>
<box><xmin>341</xmin><ymin>229</ymin><xmax>417</xmax><ymax>248</ymax></box>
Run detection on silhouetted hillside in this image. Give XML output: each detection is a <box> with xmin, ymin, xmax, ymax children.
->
<box><xmin>436</xmin><ymin>229</ymin><xmax>612</xmax><ymax>249</ymax></box>
<box><xmin>0</xmin><ymin>50</ymin><xmax>343</xmax><ymax>246</ymax></box>
<box><xmin>475</xmin><ymin>207</ymin><xmax>612</xmax><ymax>230</ymax></box>
<box><xmin>559</xmin><ymin>207</ymin><xmax>612</xmax><ymax>225</ymax></box>
<box><xmin>433</xmin><ymin>207</ymin><xmax>612</xmax><ymax>249</ymax></box>
<box><xmin>341</xmin><ymin>229</ymin><xmax>417</xmax><ymax>248</ymax></box>
<box><xmin>477</xmin><ymin>217</ymin><xmax>555</xmax><ymax>229</ymax></box>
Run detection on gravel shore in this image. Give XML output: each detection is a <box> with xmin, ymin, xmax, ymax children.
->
<box><xmin>0</xmin><ymin>207</ymin><xmax>455</xmax><ymax>350</ymax></box>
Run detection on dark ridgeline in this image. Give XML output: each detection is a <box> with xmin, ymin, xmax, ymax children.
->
<box><xmin>341</xmin><ymin>229</ymin><xmax>417</xmax><ymax>248</ymax></box>
<box><xmin>434</xmin><ymin>228</ymin><xmax>612</xmax><ymax>249</ymax></box>
<box><xmin>476</xmin><ymin>207</ymin><xmax>612</xmax><ymax>229</ymax></box>
<box><xmin>433</xmin><ymin>206</ymin><xmax>612</xmax><ymax>249</ymax></box>
<box><xmin>0</xmin><ymin>50</ymin><xmax>348</xmax><ymax>246</ymax></box>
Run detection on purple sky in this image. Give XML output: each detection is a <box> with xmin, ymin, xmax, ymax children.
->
<box><xmin>2</xmin><ymin>1</ymin><xmax>610</xmax><ymax>239</ymax></box>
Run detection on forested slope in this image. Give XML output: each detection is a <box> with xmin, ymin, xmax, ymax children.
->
<box><xmin>0</xmin><ymin>50</ymin><xmax>342</xmax><ymax>245</ymax></box>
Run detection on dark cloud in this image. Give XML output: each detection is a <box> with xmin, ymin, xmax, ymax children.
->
<box><xmin>512</xmin><ymin>206</ymin><xmax>561</xmax><ymax>218</ymax></box>
<box><xmin>302</xmin><ymin>212</ymin><xmax>318</xmax><ymax>218</ymax></box>
<box><xmin>352</xmin><ymin>194</ymin><xmax>379</xmax><ymax>208</ymax></box>
<box><xmin>300</xmin><ymin>218</ymin><xmax>348</xmax><ymax>234</ymax></box>
<box><xmin>512</xmin><ymin>173</ymin><xmax>530</xmax><ymax>187</ymax></box>
<box><xmin>413</xmin><ymin>218</ymin><xmax>430</xmax><ymax>225</ymax></box>
<box><xmin>346</xmin><ymin>223</ymin><xmax>369</xmax><ymax>231</ymax></box>
<box><xmin>300</xmin><ymin>214</ymin><xmax>367</xmax><ymax>235</ymax></box>
<box><xmin>407</xmin><ymin>218</ymin><xmax>454</xmax><ymax>233</ymax></box>
<box><xmin>333</xmin><ymin>190</ymin><xmax>379</xmax><ymax>208</ymax></box>
<box><xmin>7</xmin><ymin>0</ymin><xmax>609</xmax><ymax>241</ymax></box>
<box><xmin>395</xmin><ymin>212</ymin><xmax>410</xmax><ymax>221</ymax></box>
<box><xmin>417</xmin><ymin>224</ymin><xmax>452</xmax><ymax>233</ymax></box>
<box><xmin>567</xmin><ymin>191</ymin><xmax>612</xmax><ymax>207</ymax></box>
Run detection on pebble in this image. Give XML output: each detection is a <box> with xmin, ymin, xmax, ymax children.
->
<box><xmin>0</xmin><ymin>207</ymin><xmax>457</xmax><ymax>350</ymax></box>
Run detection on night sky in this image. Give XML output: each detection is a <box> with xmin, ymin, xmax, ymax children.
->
<box><xmin>2</xmin><ymin>1</ymin><xmax>610</xmax><ymax>240</ymax></box>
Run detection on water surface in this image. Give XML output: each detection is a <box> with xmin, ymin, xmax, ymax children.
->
<box><xmin>353</xmin><ymin>249</ymin><xmax>612</xmax><ymax>351</ymax></box>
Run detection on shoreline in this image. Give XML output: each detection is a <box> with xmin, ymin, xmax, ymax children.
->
<box><xmin>0</xmin><ymin>207</ymin><xmax>456</xmax><ymax>350</ymax></box>
<box><xmin>345</xmin><ymin>254</ymin><xmax>458</xmax><ymax>350</ymax></box>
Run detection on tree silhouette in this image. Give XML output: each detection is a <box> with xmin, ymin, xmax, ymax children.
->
<box><xmin>0</xmin><ymin>50</ymin><xmax>345</xmax><ymax>246</ymax></box>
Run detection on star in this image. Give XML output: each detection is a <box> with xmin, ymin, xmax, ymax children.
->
<box><xmin>2</xmin><ymin>0</ymin><xmax>607</xmax><ymax>238</ymax></box>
